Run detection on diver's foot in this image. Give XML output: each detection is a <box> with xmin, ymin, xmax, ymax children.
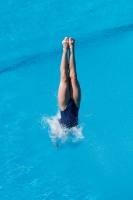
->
<box><xmin>62</xmin><ymin>37</ymin><xmax>69</xmax><ymax>52</ymax></box>
<box><xmin>69</xmin><ymin>37</ymin><xmax>75</xmax><ymax>52</ymax></box>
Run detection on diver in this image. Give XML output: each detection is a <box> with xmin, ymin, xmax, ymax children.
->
<box><xmin>58</xmin><ymin>37</ymin><xmax>81</xmax><ymax>128</ymax></box>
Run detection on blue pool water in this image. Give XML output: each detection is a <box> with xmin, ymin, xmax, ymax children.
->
<box><xmin>0</xmin><ymin>0</ymin><xmax>133</xmax><ymax>199</ymax></box>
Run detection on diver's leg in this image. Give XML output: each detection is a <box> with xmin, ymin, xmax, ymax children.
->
<box><xmin>69</xmin><ymin>38</ymin><xmax>81</xmax><ymax>108</ymax></box>
<box><xmin>58</xmin><ymin>37</ymin><xmax>70</xmax><ymax>111</ymax></box>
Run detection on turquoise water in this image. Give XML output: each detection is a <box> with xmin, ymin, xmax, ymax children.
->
<box><xmin>1</xmin><ymin>0</ymin><xmax>133</xmax><ymax>199</ymax></box>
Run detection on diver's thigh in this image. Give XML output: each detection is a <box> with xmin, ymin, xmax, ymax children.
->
<box><xmin>70</xmin><ymin>79</ymin><xmax>81</xmax><ymax>108</ymax></box>
<box><xmin>58</xmin><ymin>81</ymin><xmax>70</xmax><ymax>111</ymax></box>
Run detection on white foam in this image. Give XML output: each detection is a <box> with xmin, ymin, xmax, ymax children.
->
<box><xmin>41</xmin><ymin>112</ymin><xmax>84</xmax><ymax>146</ymax></box>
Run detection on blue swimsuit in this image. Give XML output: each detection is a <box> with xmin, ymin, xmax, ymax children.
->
<box><xmin>59</xmin><ymin>99</ymin><xmax>79</xmax><ymax>128</ymax></box>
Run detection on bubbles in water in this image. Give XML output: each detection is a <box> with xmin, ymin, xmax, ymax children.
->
<box><xmin>41</xmin><ymin>112</ymin><xmax>84</xmax><ymax>146</ymax></box>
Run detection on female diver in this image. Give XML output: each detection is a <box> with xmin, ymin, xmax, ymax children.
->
<box><xmin>58</xmin><ymin>37</ymin><xmax>81</xmax><ymax>128</ymax></box>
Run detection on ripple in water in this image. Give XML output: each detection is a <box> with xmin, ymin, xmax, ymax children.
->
<box><xmin>42</xmin><ymin>112</ymin><xmax>84</xmax><ymax>147</ymax></box>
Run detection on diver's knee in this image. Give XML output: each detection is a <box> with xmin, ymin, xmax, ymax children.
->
<box><xmin>70</xmin><ymin>73</ymin><xmax>77</xmax><ymax>81</ymax></box>
<box><xmin>61</xmin><ymin>73</ymin><xmax>69</xmax><ymax>82</ymax></box>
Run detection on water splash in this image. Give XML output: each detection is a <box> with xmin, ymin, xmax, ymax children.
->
<box><xmin>42</xmin><ymin>112</ymin><xmax>84</xmax><ymax>146</ymax></box>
